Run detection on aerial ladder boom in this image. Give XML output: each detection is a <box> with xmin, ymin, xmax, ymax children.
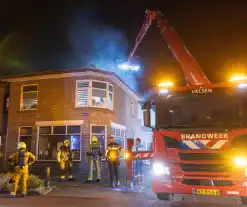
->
<box><xmin>129</xmin><ymin>10</ymin><xmax>211</xmax><ymax>85</ymax></box>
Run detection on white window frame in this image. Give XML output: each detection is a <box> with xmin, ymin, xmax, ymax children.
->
<box><xmin>110</xmin><ymin>123</ymin><xmax>126</xmax><ymax>153</ymax></box>
<box><xmin>146</xmin><ymin>141</ymin><xmax>153</xmax><ymax>151</ymax></box>
<box><xmin>18</xmin><ymin>126</ymin><xmax>33</xmax><ymax>143</ymax></box>
<box><xmin>108</xmin><ymin>84</ymin><xmax>114</xmax><ymax>111</ymax></box>
<box><xmin>90</xmin><ymin>124</ymin><xmax>107</xmax><ymax>150</ymax></box>
<box><xmin>20</xmin><ymin>84</ymin><xmax>38</xmax><ymax>111</ymax></box>
<box><xmin>138</xmin><ymin>102</ymin><xmax>142</xmax><ymax>120</ymax></box>
<box><xmin>75</xmin><ymin>80</ymin><xmax>114</xmax><ymax>110</ymax></box>
<box><xmin>131</xmin><ymin>100</ymin><xmax>135</xmax><ymax>117</ymax></box>
<box><xmin>36</xmin><ymin>125</ymin><xmax>82</xmax><ymax>161</ymax></box>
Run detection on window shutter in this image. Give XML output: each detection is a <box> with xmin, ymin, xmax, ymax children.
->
<box><xmin>77</xmin><ymin>81</ymin><xmax>89</xmax><ymax>107</ymax></box>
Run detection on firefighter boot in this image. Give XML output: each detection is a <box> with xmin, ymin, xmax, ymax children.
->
<box><xmin>68</xmin><ymin>176</ymin><xmax>76</xmax><ymax>181</ymax></box>
<box><xmin>60</xmin><ymin>175</ymin><xmax>65</xmax><ymax>182</ymax></box>
<box><xmin>110</xmin><ymin>181</ymin><xmax>115</xmax><ymax>188</ymax></box>
<box><xmin>85</xmin><ymin>180</ymin><xmax>92</xmax><ymax>184</ymax></box>
<box><xmin>68</xmin><ymin>164</ymin><xmax>75</xmax><ymax>181</ymax></box>
<box><xmin>7</xmin><ymin>195</ymin><xmax>16</xmax><ymax>198</ymax></box>
<box><xmin>116</xmin><ymin>180</ymin><xmax>121</xmax><ymax>187</ymax></box>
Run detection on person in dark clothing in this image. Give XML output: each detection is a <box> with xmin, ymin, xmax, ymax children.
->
<box><xmin>105</xmin><ymin>137</ymin><xmax>123</xmax><ymax>188</ymax></box>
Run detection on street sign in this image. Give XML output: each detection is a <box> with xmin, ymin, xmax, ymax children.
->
<box><xmin>82</xmin><ymin>112</ymin><xmax>89</xmax><ymax>116</ymax></box>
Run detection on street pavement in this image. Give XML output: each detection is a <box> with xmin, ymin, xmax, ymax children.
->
<box><xmin>0</xmin><ymin>164</ymin><xmax>246</xmax><ymax>206</ymax></box>
<box><xmin>0</xmin><ymin>182</ymin><xmax>245</xmax><ymax>207</ymax></box>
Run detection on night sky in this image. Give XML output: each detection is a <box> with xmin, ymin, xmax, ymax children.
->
<box><xmin>1</xmin><ymin>0</ymin><xmax>247</xmax><ymax>93</ymax></box>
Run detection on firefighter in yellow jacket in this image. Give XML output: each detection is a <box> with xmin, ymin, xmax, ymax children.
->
<box><xmin>57</xmin><ymin>140</ymin><xmax>75</xmax><ymax>182</ymax></box>
<box><xmin>105</xmin><ymin>137</ymin><xmax>124</xmax><ymax>187</ymax></box>
<box><xmin>85</xmin><ymin>136</ymin><xmax>102</xmax><ymax>183</ymax></box>
<box><xmin>8</xmin><ymin>142</ymin><xmax>35</xmax><ymax>198</ymax></box>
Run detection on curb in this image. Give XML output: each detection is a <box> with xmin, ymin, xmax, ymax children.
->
<box><xmin>0</xmin><ymin>187</ymin><xmax>53</xmax><ymax>197</ymax></box>
<box><xmin>30</xmin><ymin>187</ymin><xmax>53</xmax><ymax>196</ymax></box>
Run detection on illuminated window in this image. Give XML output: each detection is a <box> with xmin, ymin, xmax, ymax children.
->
<box><xmin>108</xmin><ymin>85</ymin><xmax>113</xmax><ymax>110</ymax></box>
<box><xmin>76</xmin><ymin>80</ymin><xmax>114</xmax><ymax>110</ymax></box>
<box><xmin>38</xmin><ymin>125</ymin><xmax>81</xmax><ymax>161</ymax></box>
<box><xmin>92</xmin><ymin>89</ymin><xmax>106</xmax><ymax>107</ymax></box>
<box><xmin>20</xmin><ymin>85</ymin><xmax>38</xmax><ymax>110</ymax></box>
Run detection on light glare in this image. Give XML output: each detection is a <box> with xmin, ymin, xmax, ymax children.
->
<box><xmin>158</xmin><ymin>82</ymin><xmax>173</xmax><ymax>87</ymax></box>
<box><xmin>233</xmin><ymin>157</ymin><xmax>247</xmax><ymax>167</ymax></box>
<box><xmin>159</xmin><ymin>89</ymin><xmax>169</xmax><ymax>94</ymax></box>
<box><xmin>237</xmin><ymin>83</ymin><xmax>247</xmax><ymax>89</ymax></box>
<box><xmin>152</xmin><ymin>163</ymin><xmax>170</xmax><ymax>175</ymax></box>
<box><xmin>118</xmin><ymin>63</ymin><xmax>140</xmax><ymax>71</ymax></box>
<box><xmin>229</xmin><ymin>76</ymin><xmax>247</xmax><ymax>82</ymax></box>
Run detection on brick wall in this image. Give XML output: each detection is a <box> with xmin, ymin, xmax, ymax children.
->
<box><xmin>6</xmin><ymin>74</ymin><xmax>144</xmax><ymax>161</ymax></box>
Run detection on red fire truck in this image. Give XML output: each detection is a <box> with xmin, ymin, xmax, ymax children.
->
<box><xmin>128</xmin><ymin>10</ymin><xmax>247</xmax><ymax>204</ymax></box>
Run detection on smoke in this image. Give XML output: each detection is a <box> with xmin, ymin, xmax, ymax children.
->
<box><xmin>66</xmin><ymin>9</ymin><xmax>142</xmax><ymax>93</ymax></box>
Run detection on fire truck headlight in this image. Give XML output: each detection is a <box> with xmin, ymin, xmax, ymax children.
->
<box><xmin>159</xmin><ymin>89</ymin><xmax>169</xmax><ymax>95</ymax></box>
<box><xmin>233</xmin><ymin>157</ymin><xmax>247</xmax><ymax>167</ymax></box>
<box><xmin>237</xmin><ymin>83</ymin><xmax>247</xmax><ymax>89</ymax></box>
<box><xmin>152</xmin><ymin>163</ymin><xmax>170</xmax><ymax>175</ymax></box>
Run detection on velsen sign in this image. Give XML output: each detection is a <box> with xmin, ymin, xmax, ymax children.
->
<box><xmin>192</xmin><ymin>87</ymin><xmax>213</xmax><ymax>94</ymax></box>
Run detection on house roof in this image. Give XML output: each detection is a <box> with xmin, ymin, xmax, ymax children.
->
<box><xmin>0</xmin><ymin>68</ymin><xmax>142</xmax><ymax>101</ymax></box>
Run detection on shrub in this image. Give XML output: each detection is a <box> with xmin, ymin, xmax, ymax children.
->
<box><xmin>0</xmin><ymin>173</ymin><xmax>44</xmax><ymax>192</ymax></box>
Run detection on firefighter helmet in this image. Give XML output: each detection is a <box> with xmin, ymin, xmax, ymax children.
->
<box><xmin>64</xmin><ymin>140</ymin><xmax>70</xmax><ymax>145</ymax></box>
<box><xmin>17</xmin><ymin>142</ymin><xmax>26</xmax><ymax>150</ymax></box>
<box><xmin>92</xmin><ymin>136</ymin><xmax>98</xmax><ymax>143</ymax></box>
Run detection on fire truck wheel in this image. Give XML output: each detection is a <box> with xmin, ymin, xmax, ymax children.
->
<box><xmin>241</xmin><ymin>197</ymin><xmax>247</xmax><ymax>205</ymax></box>
<box><xmin>156</xmin><ymin>193</ymin><xmax>173</xmax><ymax>200</ymax></box>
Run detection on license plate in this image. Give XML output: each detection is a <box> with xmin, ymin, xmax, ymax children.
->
<box><xmin>193</xmin><ymin>189</ymin><xmax>220</xmax><ymax>196</ymax></box>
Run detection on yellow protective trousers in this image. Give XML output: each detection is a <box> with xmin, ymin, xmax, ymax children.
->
<box><xmin>88</xmin><ymin>159</ymin><xmax>101</xmax><ymax>181</ymax></box>
<box><xmin>60</xmin><ymin>160</ymin><xmax>73</xmax><ymax>180</ymax></box>
<box><xmin>11</xmin><ymin>165</ymin><xmax>29</xmax><ymax>196</ymax></box>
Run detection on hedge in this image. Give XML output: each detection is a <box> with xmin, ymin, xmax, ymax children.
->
<box><xmin>0</xmin><ymin>173</ymin><xmax>44</xmax><ymax>192</ymax></box>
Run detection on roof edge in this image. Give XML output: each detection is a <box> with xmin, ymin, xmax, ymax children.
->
<box><xmin>1</xmin><ymin>68</ymin><xmax>143</xmax><ymax>101</ymax></box>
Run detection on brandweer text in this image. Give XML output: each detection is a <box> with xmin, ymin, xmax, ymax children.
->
<box><xmin>181</xmin><ymin>133</ymin><xmax>228</xmax><ymax>140</ymax></box>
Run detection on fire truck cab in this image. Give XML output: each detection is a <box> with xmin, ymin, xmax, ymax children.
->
<box><xmin>143</xmin><ymin>79</ymin><xmax>247</xmax><ymax>204</ymax></box>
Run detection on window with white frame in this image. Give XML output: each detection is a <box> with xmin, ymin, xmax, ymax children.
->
<box><xmin>19</xmin><ymin>126</ymin><xmax>32</xmax><ymax>151</ymax></box>
<box><xmin>38</xmin><ymin>125</ymin><xmax>81</xmax><ymax>161</ymax></box>
<box><xmin>131</xmin><ymin>100</ymin><xmax>135</xmax><ymax>117</ymax></box>
<box><xmin>76</xmin><ymin>80</ymin><xmax>114</xmax><ymax>110</ymax></box>
<box><xmin>138</xmin><ymin>141</ymin><xmax>146</xmax><ymax>151</ymax></box>
<box><xmin>111</xmin><ymin>126</ymin><xmax>126</xmax><ymax>155</ymax></box>
<box><xmin>147</xmin><ymin>142</ymin><xmax>153</xmax><ymax>151</ymax></box>
<box><xmin>138</xmin><ymin>102</ymin><xmax>142</xmax><ymax>120</ymax></box>
<box><xmin>21</xmin><ymin>85</ymin><xmax>38</xmax><ymax>110</ymax></box>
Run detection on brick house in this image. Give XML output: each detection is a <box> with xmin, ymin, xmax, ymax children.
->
<box><xmin>0</xmin><ymin>81</ymin><xmax>8</xmax><ymax>168</ymax></box>
<box><xmin>0</xmin><ymin>68</ymin><xmax>151</xmax><ymax>168</ymax></box>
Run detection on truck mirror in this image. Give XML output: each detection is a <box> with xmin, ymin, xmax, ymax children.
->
<box><xmin>142</xmin><ymin>101</ymin><xmax>151</xmax><ymax>110</ymax></box>
<box><xmin>143</xmin><ymin>101</ymin><xmax>151</xmax><ymax>127</ymax></box>
<box><xmin>143</xmin><ymin>109</ymin><xmax>151</xmax><ymax>127</ymax></box>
